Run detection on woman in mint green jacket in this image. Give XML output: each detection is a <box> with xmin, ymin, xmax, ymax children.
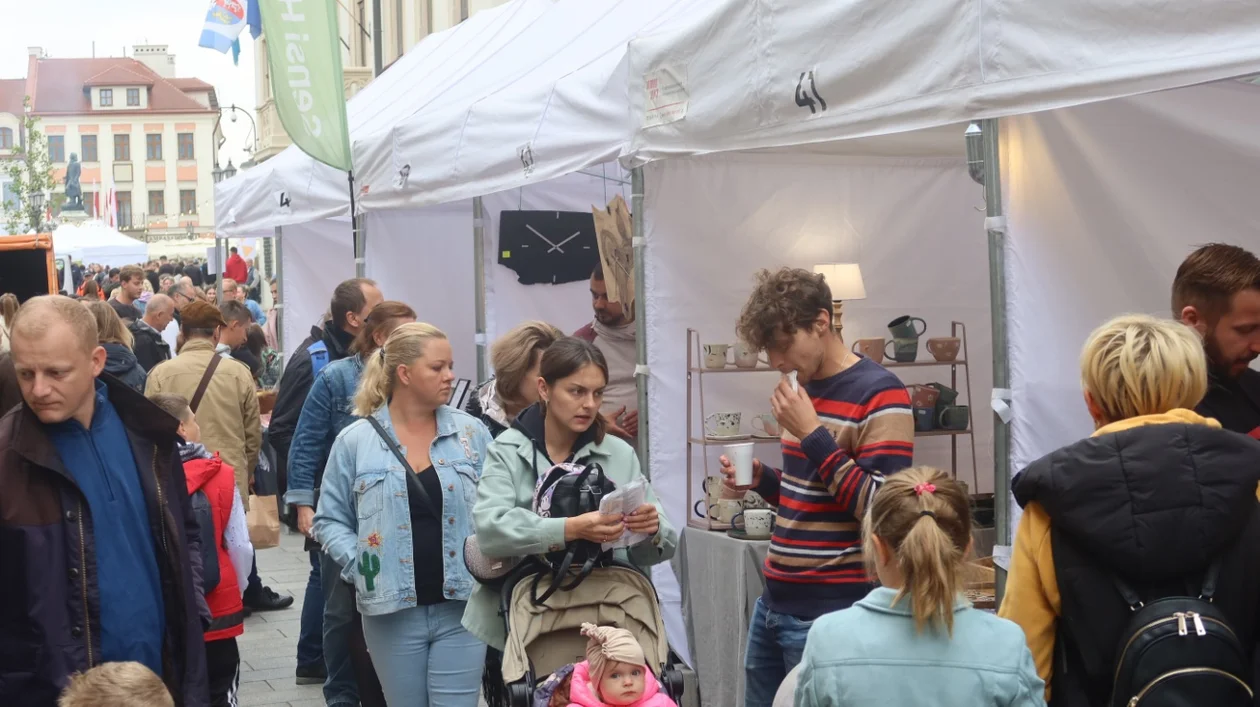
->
<box><xmin>795</xmin><ymin>467</ymin><xmax>1044</xmax><ymax>707</ymax></box>
<box><xmin>462</xmin><ymin>337</ymin><xmax>678</xmax><ymax>651</ymax></box>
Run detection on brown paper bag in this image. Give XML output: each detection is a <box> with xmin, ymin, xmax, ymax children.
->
<box><xmin>247</xmin><ymin>494</ymin><xmax>281</xmax><ymax>549</ymax></box>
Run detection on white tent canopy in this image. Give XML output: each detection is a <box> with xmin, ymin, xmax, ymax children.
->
<box><xmin>53</xmin><ymin>221</ymin><xmax>148</xmax><ymax>268</ymax></box>
<box><xmin>215</xmin><ymin>0</ymin><xmax>677</xmax><ymax>236</ymax></box>
<box><xmin>621</xmin><ymin>0</ymin><xmax>1260</xmax><ymax>164</ymax></box>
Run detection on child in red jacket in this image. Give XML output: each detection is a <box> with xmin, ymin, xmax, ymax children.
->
<box><xmin>150</xmin><ymin>394</ymin><xmax>253</xmax><ymax>707</ymax></box>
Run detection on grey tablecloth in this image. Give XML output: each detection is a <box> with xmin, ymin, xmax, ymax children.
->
<box><xmin>676</xmin><ymin>526</ymin><xmax>770</xmax><ymax>707</ymax></box>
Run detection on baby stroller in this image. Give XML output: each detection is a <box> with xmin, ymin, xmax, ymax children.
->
<box><xmin>499</xmin><ymin>559</ymin><xmax>686</xmax><ymax>706</ymax></box>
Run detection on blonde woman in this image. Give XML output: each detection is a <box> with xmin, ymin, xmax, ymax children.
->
<box><xmin>83</xmin><ymin>299</ymin><xmax>147</xmax><ymax>392</ymax></box>
<box><xmin>467</xmin><ymin>320</ymin><xmax>564</xmax><ymax>437</ymax></box>
<box><xmin>0</xmin><ymin>293</ymin><xmax>17</xmax><ymax>352</ymax></box>
<box><xmin>999</xmin><ymin>314</ymin><xmax>1260</xmax><ymax>706</ymax></box>
<box><xmin>314</xmin><ymin>322</ymin><xmax>493</xmax><ymax>706</ymax></box>
<box><xmin>795</xmin><ymin>468</ymin><xmax>1043</xmax><ymax>705</ymax></box>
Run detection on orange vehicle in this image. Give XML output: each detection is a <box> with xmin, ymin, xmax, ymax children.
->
<box><xmin>0</xmin><ymin>234</ymin><xmax>59</xmax><ymax>300</ymax></box>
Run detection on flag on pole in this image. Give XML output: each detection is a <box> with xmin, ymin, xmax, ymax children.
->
<box><xmin>247</xmin><ymin>0</ymin><xmax>263</xmax><ymax>39</ymax></box>
<box><xmin>199</xmin><ymin>0</ymin><xmax>248</xmax><ymax>54</ymax></box>
<box><xmin>258</xmin><ymin>0</ymin><xmax>352</xmax><ymax>171</ymax></box>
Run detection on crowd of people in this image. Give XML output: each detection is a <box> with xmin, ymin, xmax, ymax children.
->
<box><xmin>2</xmin><ymin>241</ymin><xmax>1260</xmax><ymax>707</ymax></box>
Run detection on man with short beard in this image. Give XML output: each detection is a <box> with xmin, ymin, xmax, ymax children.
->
<box><xmin>1173</xmin><ymin>243</ymin><xmax>1260</xmax><ymax>436</ymax></box>
<box><xmin>574</xmin><ymin>263</ymin><xmax>638</xmax><ymax>442</ymax></box>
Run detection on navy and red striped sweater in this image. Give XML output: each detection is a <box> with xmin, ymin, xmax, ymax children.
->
<box><xmin>755</xmin><ymin>355</ymin><xmax>914</xmax><ymax>619</ymax></box>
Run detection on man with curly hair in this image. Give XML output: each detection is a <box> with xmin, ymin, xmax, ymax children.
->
<box><xmin>719</xmin><ymin>267</ymin><xmax>914</xmax><ymax>707</ymax></box>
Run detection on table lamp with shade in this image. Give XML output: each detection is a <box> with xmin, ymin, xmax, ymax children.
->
<box><xmin>813</xmin><ymin>263</ymin><xmax>866</xmax><ymax>334</ymax></box>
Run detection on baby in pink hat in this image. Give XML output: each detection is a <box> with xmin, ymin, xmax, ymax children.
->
<box><xmin>566</xmin><ymin>623</ymin><xmax>677</xmax><ymax>707</ymax></box>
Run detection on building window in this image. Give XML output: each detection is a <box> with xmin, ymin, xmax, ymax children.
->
<box><xmin>127</xmin><ymin>88</ymin><xmax>140</xmax><ymax>107</ymax></box>
<box><xmin>81</xmin><ymin>134</ymin><xmax>97</xmax><ymax>162</ymax></box>
<box><xmin>180</xmin><ymin>189</ymin><xmax>196</xmax><ymax>215</ymax></box>
<box><xmin>0</xmin><ymin>128</ymin><xmax>11</xmax><ymax>149</ymax></box>
<box><xmin>148</xmin><ymin>190</ymin><xmax>164</xmax><ymax>216</ymax></box>
<box><xmin>146</xmin><ymin>133</ymin><xmax>162</xmax><ymax>161</ymax></box>
<box><xmin>100</xmin><ymin>89</ymin><xmax>113</xmax><ymax>107</ymax></box>
<box><xmin>177</xmin><ymin>133</ymin><xmax>194</xmax><ymax>160</ymax></box>
<box><xmin>116</xmin><ymin>191</ymin><xmax>132</xmax><ymax>228</ymax></box>
<box><xmin>114</xmin><ymin>134</ymin><xmax>130</xmax><ymax>161</ymax></box>
<box><xmin>48</xmin><ymin>135</ymin><xmax>65</xmax><ymax>163</ymax></box>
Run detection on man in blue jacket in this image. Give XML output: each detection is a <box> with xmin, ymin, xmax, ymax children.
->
<box><xmin>0</xmin><ymin>295</ymin><xmax>210</xmax><ymax>706</ymax></box>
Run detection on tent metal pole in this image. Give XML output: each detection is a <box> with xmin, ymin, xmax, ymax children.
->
<box><xmin>216</xmin><ymin>237</ymin><xmax>225</xmax><ymax>304</ymax></box>
<box><xmin>273</xmin><ymin>225</ymin><xmax>285</xmax><ymax>374</ymax></box>
<box><xmin>982</xmin><ymin>118</ymin><xmax>1011</xmax><ymax>604</ymax></box>
<box><xmin>473</xmin><ymin>196</ymin><xmax>488</xmax><ymax>383</ymax></box>
<box><xmin>631</xmin><ymin>166</ymin><xmax>650</xmax><ymax>479</ymax></box>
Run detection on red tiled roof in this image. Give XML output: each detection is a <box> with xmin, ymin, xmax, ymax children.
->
<box><xmin>0</xmin><ymin>79</ymin><xmax>26</xmax><ymax>117</ymax></box>
<box><xmin>168</xmin><ymin>77</ymin><xmax>214</xmax><ymax>92</ymax></box>
<box><xmin>25</xmin><ymin>57</ymin><xmax>214</xmax><ymax>115</ymax></box>
<box><xmin>83</xmin><ymin>65</ymin><xmax>155</xmax><ymax>87</ymax></box>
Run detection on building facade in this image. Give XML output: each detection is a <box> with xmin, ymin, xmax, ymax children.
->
<box><xmin>0</xmin><ymin>45</ymin><xmax>223</xmax><ymax>239</ymax></box>
<box><xmin>251</xmin><ymin>0</ymin><xmax>508</xmax><ymax>162</ymax></box>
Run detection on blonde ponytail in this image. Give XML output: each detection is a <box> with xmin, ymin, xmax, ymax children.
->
<box><xmin>864</xmin><ymin>467</ymin><xmax>971</xmax><ymax>636</ymax></box>
<box><xmin>352</xmin><ymin>322</ymin><xmax>447</xmax><ymax>416</ymax></box>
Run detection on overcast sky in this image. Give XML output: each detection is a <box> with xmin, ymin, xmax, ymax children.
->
<box><xmin>1</xmin><ymin>0</ymin><xmax>258</xmax><ymax>169</ymax></box>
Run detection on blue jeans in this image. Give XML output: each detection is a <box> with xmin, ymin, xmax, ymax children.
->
<box><xmin>361</xmin><ymin>601</ymin><xmax>486</xmax><ymax>707</ymax></box>
<box><xmin>743</xmin><ymin>597</ymin><xmax>814</xmax><ymax>707</ymax></box>
<box><xmin>320</xmin><ymin>551</ymin><xmax>360</xmax><ymax>706</ymax></box>
<box><xmin>296</xmin><ymin>550</ymin><xmax>324</xmax><ymax>668</ymax></box>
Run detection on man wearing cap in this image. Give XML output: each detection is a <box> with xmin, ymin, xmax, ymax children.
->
<box><xmin>145</xmin><ymin>301</ymin><xmax>261</xmax><ymax>508</ymax></box>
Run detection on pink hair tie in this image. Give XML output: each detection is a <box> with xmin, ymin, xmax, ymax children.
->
<box><xmin>914</xmin><ymin>483</ymin><xmax>936</xmax><ymax>496</ymax></box>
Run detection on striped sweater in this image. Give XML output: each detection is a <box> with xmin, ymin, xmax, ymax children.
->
<box><xmin>755</xmin><ymin>355</ymin><xmax>914</xmax><ymax>619</ymax></box>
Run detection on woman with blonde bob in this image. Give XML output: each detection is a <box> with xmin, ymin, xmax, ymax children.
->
<box><xmin>999</xmin><ymin>314</ymin><xmax>1260</xmax><ymax>706</ymax></box>
<box><xmin>793</xmin><ymin>467</ymin><xmax>1044</xmax><ymax>706</ymax></box>
<box><xmin>467</xmin><ymin>320</ymin><xmax>564</xmax><ymax>437</ymax></box>
<box><xmin>314</xmin><ymin>322</ymin><xmax>494</xmax><ymax>706</ymax></box>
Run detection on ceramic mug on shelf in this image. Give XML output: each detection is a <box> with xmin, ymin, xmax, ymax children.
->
<box><xmin>704</xmin><ymin>411</ymin><xmax>742</xmax><ymax>438</ymax></box>
<box><xmin>888</xmin><ymin>315</ymin><xmax>928</xmax><ymax>339</ymax></box>
<box><xmin>938</xmin><ymin>405</ymin><xmax>970</xmax><ymax>431</ymax></box>
<box><xmin>852</xmin><ymin>337</ymin><xmax>886</xmax><ymax>363</ymax></box>
<box><xmin>907</xmin><ymin>384</ymin><xmax>940</xmax><ymax>409</ymax></box>
<box><xmin>927</xmin><ymin>337</ymin><xmax>961</xmax><ymax>362</ymax></box>
<box><xmin>928</xmin><ymin>382</ymin><xmax>958</xmax><ymax>408</ymax></box>
<box><xmin>703</xmin><ymin>343</ymin><xmax>731</xmax><ymax>369</ymax></box>
<box><xmin>731</xmin><ymin>509</ymin><xmax>775</xmax><ymax>539</ymax></box>
<box><xmin>695</xmin><ymin>498</ymin><xmax>744</xmax><ymax>523</ymax></box>
<box><xmin>734</xmin><ymin>341</ymin><xmax>764</xmax><ymax>368</ymax></box>
<box><xmin>752</xmin><ymin>413</ymin><xmax>781</xmax><ymax>438</ymax></box>
<box><xmin>913</xmin><ymin>406</ymin><xmax>936</xmax><ymax>432</ymax></box>
<box><xmin>885</xmin><ymin>337</ymin><xmax>919</xmax><ymax>363</ymax></box>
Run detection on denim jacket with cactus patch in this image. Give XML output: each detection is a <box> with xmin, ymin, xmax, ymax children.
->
<box><xmin>313</xmin><ymin>403</ymin><xmax>492</xmax><ymax>615</ymax></box>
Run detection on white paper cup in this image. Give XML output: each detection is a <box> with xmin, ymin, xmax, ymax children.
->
<box><xmin>727</xmin><ymin>442</ymin><xmax>755</xmax><ymax>486</ymax></box>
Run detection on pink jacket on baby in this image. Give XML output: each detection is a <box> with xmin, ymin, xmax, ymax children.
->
<box><xmin>566</xmin><ymin>660</ymin><xmax>677</xmax><ymax>707</ymax></box>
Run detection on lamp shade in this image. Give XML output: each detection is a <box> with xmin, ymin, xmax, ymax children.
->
<box><xmin>813</xmin><ymin>263</ymin><xmax>866</xmax><ymax>300</ymax></box>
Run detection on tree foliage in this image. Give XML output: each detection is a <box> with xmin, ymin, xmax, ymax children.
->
<box><xmin>2</xmin><ymin>97</ymin><xmax>57</xmax><ymax>234</ymax></box>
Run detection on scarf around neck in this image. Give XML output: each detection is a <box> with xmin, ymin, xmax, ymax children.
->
<box><xmin>179</xmin><ymin>441</ymin><xmax>212</xmax><ymax>463</ymax></box>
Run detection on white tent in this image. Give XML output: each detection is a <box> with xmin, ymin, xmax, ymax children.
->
<box><xmin>53</xmin><ymin>220</ymin><xmax>148</xmax><ymax>268</ymax></box>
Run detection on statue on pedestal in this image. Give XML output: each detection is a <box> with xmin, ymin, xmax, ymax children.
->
<box><xmin>64</xmin><ymin>153</ymin><xmax>83</xmax><ymax>211</ymax></box>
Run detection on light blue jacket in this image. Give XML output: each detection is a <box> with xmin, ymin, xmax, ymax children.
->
<box><xmin>284</xmin><ymin>354</ymin><xmax>364</xmax><ymax>508</ymax></box>
<box><xmin>796</xmin><ymin>587</ymin><xmax>1046</xmax><ymax>707</ymax></box>
<box><xmin>313</xmin><ymin>404</ymin><xmax>494</xmax><ymax>615</ymax></box>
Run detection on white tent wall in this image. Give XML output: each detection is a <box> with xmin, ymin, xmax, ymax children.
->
<box><xmin>481</xmin><ymin>169</ymin><xmax>630</xmax><ymax>345</ymax></box>
<box><xmin>641</xmin><ymin>151</ymin><xmax>992</xmax><ymax>668</ymax></box>
<box><xmin>53</xmin><ymin>222</ymin><xmax>148</xmax><ymax>268</ymax></box>
<box><xmin>1003</xmin><ymin>81</ymin><xmax>1260</xmax><ymax>531</ymax></box>
<box><xmin>363</xmin><ymin>205</ymin><xmax>478</xmax><ymax>381</ymax></box>
<box><xmin>279</xmin><ymin>220</ymin><xmax>355</xmax><ymax>358</ymax></box>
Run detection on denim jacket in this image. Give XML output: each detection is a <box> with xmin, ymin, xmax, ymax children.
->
<box><xmin>284</xmin><ymin>355</ymin><xmax>364</xmax><ymax>508</ymax></box>
<box><xmin>312</xmin><ymin>404</ymin><xmax>494</xmax><ymax>615</ymax></box>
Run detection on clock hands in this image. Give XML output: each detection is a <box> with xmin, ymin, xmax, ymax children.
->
<box><xmin>526</xmin><ymin>224</ymin><xmax>561</xmax><ymax>251</ymax></box>
<box><xmin>547</xmin><ymin>230</ymin><xmax>583</xmax><ymax>254</ymax></box>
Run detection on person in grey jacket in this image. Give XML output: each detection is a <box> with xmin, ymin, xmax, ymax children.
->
<box><xmin>462</xmin><ymin>337</ymin><xmax>678</xmax><ymax>651</ymax></box>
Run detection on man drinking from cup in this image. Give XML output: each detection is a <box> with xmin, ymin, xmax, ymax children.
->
<box><xmin>719</xmin><ymin>267</ymin><xmax>914</xmax><ymax>707</ymax></box>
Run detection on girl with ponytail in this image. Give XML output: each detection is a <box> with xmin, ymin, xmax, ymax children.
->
<box><xmin>792</xmin><ymin>468</ymin><xmax>1045</xmax><ymax>706</ymax></box>
<box><xmin>313</xmin><ymin>322</ymin><xmax>494</xmax><ymax>706</ymax></box>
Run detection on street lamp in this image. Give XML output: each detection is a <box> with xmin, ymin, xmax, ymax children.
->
<box><xmin>28</xmin><ymin>191</ymin><xmax>45</xmax><ymax>233</ymax></box>
<box><xmin>227</xmin><ymin>104</ymin><xmax>259</xmax><ymax>154</ymax></box>
<box><xmin>223</xmin><ymin>159</ymin><xmax>237</xmax><ymax>181</ymax></box>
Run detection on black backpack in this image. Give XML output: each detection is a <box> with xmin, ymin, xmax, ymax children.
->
<box><xmin>191</xmin><ymin>489</ymin><xmax>221</xmax><ymax>595</ymax></box>
<box><xmin>1109</xmin><ymin>560</ymin><xmax>1253</xmax><ymax>706</ymax></box>
<box><xmin>529</xmin><ymin>461</ymin><xmax>616</xmax><ymax>604</ymax></box>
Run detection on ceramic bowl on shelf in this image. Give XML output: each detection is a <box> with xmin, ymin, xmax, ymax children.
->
<box><xmin>927</xmin><ymin>337</ymin><xmax>961</xmax><ymax>362</ymax></box>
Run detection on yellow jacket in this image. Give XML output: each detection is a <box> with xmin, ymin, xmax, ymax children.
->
<box><xmin>996</xmin><ymin>409</ymin><xmax>1258</xmax><ymax>701</ymax></box>
<box><xmin>145</xmin><ymin>339</ymin><xmax>262</xmax><ymax>507</ymax></box>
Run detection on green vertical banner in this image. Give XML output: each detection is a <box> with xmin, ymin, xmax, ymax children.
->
<box><xmin>258</xmin><ymin>0</ymin><xmax>352</xmax><ymax>171</ymax></box>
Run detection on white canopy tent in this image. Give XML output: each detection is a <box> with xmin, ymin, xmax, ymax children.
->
<box><xmin>52</xmin><ymin>221</ymin><xmax>148</xmax><ymax>268</ymax></box>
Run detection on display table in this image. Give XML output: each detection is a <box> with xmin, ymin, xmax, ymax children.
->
<box><xmin>676</xmin><ymin>526</ymin><xmax>770</xmax><ymax>707</ymax></box>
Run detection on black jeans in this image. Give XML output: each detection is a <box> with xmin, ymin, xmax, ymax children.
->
<box><xmin>206</xmin><ymin>637</ymin><xmax>240</xmax><ymax>707</ymax></box>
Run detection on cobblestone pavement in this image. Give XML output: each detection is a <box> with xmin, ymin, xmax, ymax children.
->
<box><xmin>236</xmin><ymin>528</ymin><xmax>490</xmax><ymax>707</ymax></box>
